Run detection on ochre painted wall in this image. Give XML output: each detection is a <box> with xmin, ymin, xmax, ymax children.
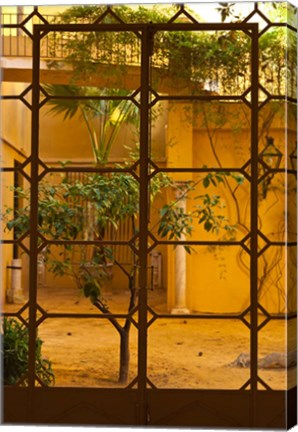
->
<box><xmin>1</xmin><ymin>142</ymin><xmax>29</xmax><ymax>304</ymax></box>
<box><xmin>1</xmin><ymin>81</ymin><xmax>32</xmax><ymax>304</ymax></box>
<box><xmin>1</xmin><ymin>77</ymin><xmax>296</xmax><ymax>315</ymax></box>
<box><xmin>165</xmin><ymin>101</ymin><xmax>296</xmax><ymax>314</ymax></box>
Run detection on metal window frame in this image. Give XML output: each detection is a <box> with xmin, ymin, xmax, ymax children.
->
<box><xmin>2</xmin><ymin>17</ymin><xmax>296</xmax><ymax>428</ymax></box>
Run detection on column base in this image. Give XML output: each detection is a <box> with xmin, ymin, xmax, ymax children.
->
<box><xmin>171</xmin><ymin>307</ymin><xmax>190</xmax><ymax>314</ymax></box>
<box><xmin>13</xmin><ymin>291</ymin><xmax>25</xmax><ymax>304</ymax></box>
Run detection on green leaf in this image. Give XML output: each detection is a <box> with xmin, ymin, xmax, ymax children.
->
<box><xmin>2</xmin><ymin>318</ymin><xmax>54</xmax><ymax>386</ymax></box>
<box><xmin>203</xmin><ymin>177</ymin><xmax>210</xmax><ymax>188</ymax></box>
<box><xmin>160</xmin><ymin>205</ymin><xmax>170</xmax><ymax>217</ymax></box>
<box><xmin>204</xmin><ymin>221</ymin><xmax>213</xmax><ymax>232</ymax></box>
<box><xmin>184</xmin><ymin>246</ymin><xmax>192</xmax><ymax>254</ymax></box>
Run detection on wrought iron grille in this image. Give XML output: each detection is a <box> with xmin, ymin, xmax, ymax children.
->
<box><xmin>1</xmin><ymin>3</ymin><xmax>297</xmax><ymax>428</ymax></box>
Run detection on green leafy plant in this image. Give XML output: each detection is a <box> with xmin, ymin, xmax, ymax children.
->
<box><xmin>3</xmin><ymin>163</ymin><xmax>238</xmax><ymax>383</ymax></box>
<box><xmin>47</xmin><ymin>4</ymin><xmax>296</xmax><ymax>100</ymax></box>
<box><xmin>1</xmin><ymin>318</ymin><xmax>55</xmax><ymax>386</ymax></box>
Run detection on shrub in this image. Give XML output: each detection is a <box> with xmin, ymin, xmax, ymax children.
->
<box><xmin>1</xmin><ymin>318</ymin><xmax>55</xmax><ymax>386</ymax></box>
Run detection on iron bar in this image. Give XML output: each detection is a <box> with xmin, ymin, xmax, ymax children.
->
<box><xmin>258</xmin><ymin>22</ymin><xmax>297</xmax><ymax>37</ymax></box>
<box><xmin>1</xmin><ymin>23</ymin><xmax>22</xmax><ymax>28</ymax></box>
<box><xmin>9</xmin><ymin>310</ymin><xmax>293</xmax><ymax>323</ymax></box>
<box><xmin>34</xmin><ymin>23</ymin><xmax>256</xmax><ymax>33</ymax></box>
<box><xmin>250</xmin><ymin>24</ymin><xmax>259</xmax><ymax>426</ymax></box>
<box><xmin>147</xmin><ymin>240</ymin><xmax>244</xmax><ymax>247</ymax></box>
<box><xmin>45</xmin><ymin>94</ymin><xmax>134</xmax><ymax>101</ymax></box>
<box><xmin>35</xmin><ymin>312</ymin><xmax>135</xmax><ymax>327</ymax></box>
<box><xmin>1</xmin><ymin>240</ymin><xmax>22</xmax><ymax>244</ymax></box>
<box><xmin>40</xmin><ymin>238</ymin><xmax>134</xmax><ymax>244</ymax></box>
<box><xmin>137</xmin><ymin>27</ymin><xmax>150</xmax><ymax>425</ymax></box>
<box><xmin>36</xmin><ymin>312</ymin><xmax>136</xmax><ymax>319</ymax></box>
<box><xmin>152</xmin><ymin>94</ymin><xmax>245</xmax><ymax>102</ymax></box>
<box><xmin>1</xmin><ymin>15</ymin><xmax>265</xmax><ymax>33</ymax></box>
<box><xmin>28</xmin><ymin>25</ymin><xmax>41</xmax><ymax>397</ymax></box>
<box><xmin>146</xmin><ymin>313</ymin><xmax>249</xmax><ymax>321</ymax></box>
<box><xmin>149</xmin><ymin>167</ymin><xmax>248</xmax><ymax>175</ymax></box>
<box><xmin>40</xmin><ymin>166</ymin><xmax>134</xmax><ymax>174</ymax></box>
<box><xmin>1</xmin><ymin>95</ymin><xmax>24</xmax><ymax>100</ymax></box>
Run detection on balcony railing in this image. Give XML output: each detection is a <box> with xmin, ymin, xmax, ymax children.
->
<box><xmin>1</xmin><ymin>13</ymin><xmax>142</xmax><ymax>65</ymax></box>
<box><xmin>1</xmin><ymin>13</ymin><xmax>296</xmax><ymax>99</ymax></box>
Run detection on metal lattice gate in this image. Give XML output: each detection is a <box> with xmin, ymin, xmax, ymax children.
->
<box><xmin>1</xmin><ymin>4</ymin><xmax>297</xmax><ymax>428</ymax></box>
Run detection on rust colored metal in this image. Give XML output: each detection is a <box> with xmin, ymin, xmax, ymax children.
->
<box><xmin>1</xmin><ymin>6</ymin><xmax>296</xmax><ymax>427</ymax></box>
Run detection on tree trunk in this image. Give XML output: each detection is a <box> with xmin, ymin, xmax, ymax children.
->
<box><xmin>118</xmin><ymin>327</ymin><xmax>130</xmax><ymax>384</ymax></box>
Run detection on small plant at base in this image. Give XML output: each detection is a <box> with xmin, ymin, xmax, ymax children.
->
<box><xmin>1</xmin><ymin>318</ymin><xmax>55</xmax><ymax>386</ymax></box>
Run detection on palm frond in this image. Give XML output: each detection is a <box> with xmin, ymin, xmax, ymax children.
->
<box><xmin>43</xmin><ymin>84</ymin><xmax>83</xmax><ymax>120</ymax></box>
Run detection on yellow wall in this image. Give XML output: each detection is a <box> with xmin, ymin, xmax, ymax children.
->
<box><xmin>1</xmin><ymin>83</ymin><xmax>31</xmax><ymax>156</ymax></box>
<box><xmin>1</xmin><ymin>79</ymin><xmax>295</xmax><ymax>315</ymax></box>
<box><xmin>1</xmin><ymin>79</ymin><xmax>168</xmax><ymax>303</ymax></box>
<box><xmin>165</xmin><ymin>101</ymin><xmax>296</xmax><ymax>314</ymax></box>
<box><xmin>1</xmin><ymin>142</ymin><xmax>28</xmax><ymax>303</ymax></box>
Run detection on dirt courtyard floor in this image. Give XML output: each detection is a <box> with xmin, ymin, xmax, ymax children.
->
<box><xmin>5</xmin><ymin>284</ymin><xmax>297</xmax><ymax>390</ymax></box>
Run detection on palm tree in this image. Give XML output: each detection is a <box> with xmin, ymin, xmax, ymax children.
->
<box><xmin>44</xmin><ymin>84</ymin><xmax>139</xmax><ymax>166</ymax></box>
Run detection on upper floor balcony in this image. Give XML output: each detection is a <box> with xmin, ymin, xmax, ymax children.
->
<box><xmin>2</xmin><ymin>8</ymin><xmax>296</xmax><ymax>99</ymax></box>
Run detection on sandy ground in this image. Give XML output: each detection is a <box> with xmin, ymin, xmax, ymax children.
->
<box><xmin>4</xmin><ymin>285</ymin><xmax>296</xmax><ymax>390</ymax></box>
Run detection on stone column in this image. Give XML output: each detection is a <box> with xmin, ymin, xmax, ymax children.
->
<box><xmin>166</xmin><ymin>100</ymin><xmax>193</xmax><ymax>313</ymax></box>
<box><xmin>171</xmin><ymin>183</ymin><xmax>190</xmax><ymax>314</ymax></box>
<box><xmin>10</xmin><ymin>258</ymin><xmax>25</xmax><ymax>304</ymax></box>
